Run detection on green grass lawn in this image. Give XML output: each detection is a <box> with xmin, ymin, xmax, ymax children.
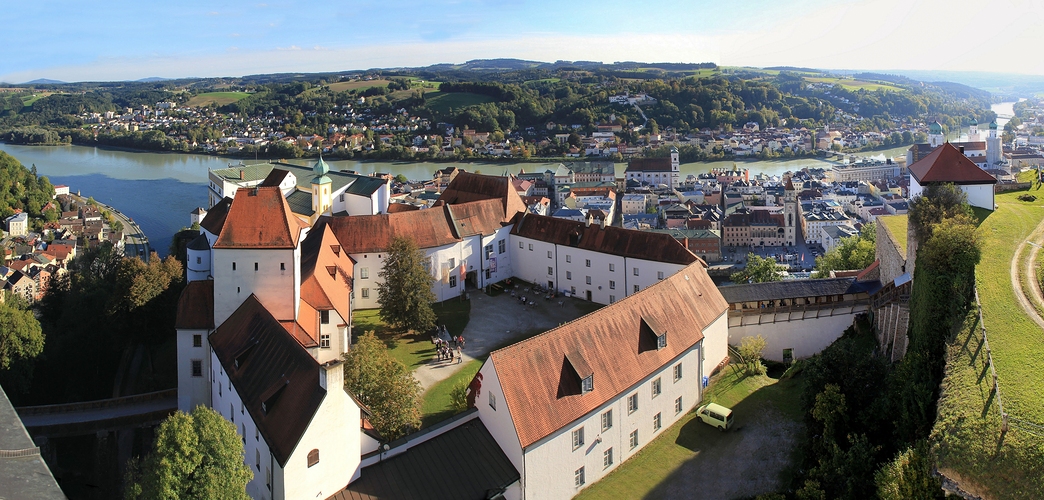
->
<box><xmin>21</xmin><ymin>93</ymin><xmax>53</xmax><ymax>106</ymax></box>
<box><xmin>879</xmin><ymin>214</ymin><xmax>908</xmax><ymax>255</ymax></box>
<box><xmin>423</xmin><ymin>91</ymin><xmax>496</xmax><ymax>114</ymax></box>
<box><xmin>576</xmin><ymin>368</ymin><xmax>804</xmax><ymax>500</ymax></box>
<box><xmin>327</xmin><ymin>79</ymin><xmax>392</xmax><ymax>93</ymax></box>
<box><xmin>420</xmin><ymin>358</ymin><xmax>482</xmax><ymax>428</ymax></box>
<box><xmin>803</xmin><ymin>76</ymin><xmax>904</xmax><ymax>92</ymax></box>
<box><xmin>932</xmin><ymin>190</ymin><xmax>1044</xmax><ymax>499</ymax></box>
<box><xmin>353</xmin><ymin>299</ymin><xmax>471</xmax><ymax>371</ymax></box>
<box><xmin>185</xmin><ymin>91</ymin><xmax>250</xmax><ymax>107</ymax></box>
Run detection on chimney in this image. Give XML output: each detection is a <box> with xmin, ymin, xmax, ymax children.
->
<box><xmin>319</xmin><ymin>360</ymin><xmax>343</xmax><ymax>391</ymax></box>
<box><xmin>959</xmin><ymin>146</ymin><xmax>965</xmax><ymax>154</ymax></box>
<box><xmin>239</xmin><ymin>169</ymin><xmax>244</xmax><ymax>180</ymax></box>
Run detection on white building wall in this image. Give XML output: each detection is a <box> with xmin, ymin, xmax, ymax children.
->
<box><xmin>511</xmin><ymin>236</ymin><xmax>562</xmax><ymax>292</ymax></box>
<box><xmin>186</xmin><ymin>247</ymin><xmax>212</xmax><ymax>282</ymax></box>
<box><xmin>518</xmin><ymin>343</ymin><xmax>704</xmax><ymax>499</ymax></box>
<box><xmin>213</xmin><ymin>247</ymin><xmax>301</xmax><ymax>327</ymax></box>
<box><xmin>701</xmin><ymin>312</ymin><xmax>729</xmax><ymax>373</ymax></box>
<box><xmin>554</xmin><ymin>247</ymin><xmax>626</xmax><ymax>304</ymax></box>
<box><xmin>343</xmin><ymin>192</ymin><xmax>376</xmax><ymax>216</ymax></box>
<box><xmin>479</xmin><ymin>228</ymin><xmax>514</xmax><ymax>288</ymax></box>
<box><xmin>728</xmin><ymin>310</ymin><xmax>862</xmax><ymax>362</ymax></box>
<box><xmin>280</xmin><ymin>365</ymin><xmax>362</xmax><ymax>500</ymax></box>
<box><xmin>963</xmin><ymin>184</ymin><xmax>995</xmax><ymax>211</ymax></box>
<box><xmin>176</xmin><ymin>327</ymin><xmax>212</xmax><ymax>412</ymax></box>
<box><xmin>314</xmin><ymin>309</ymin><xmax>349</xmax><ymax>365</ymax></box>
<box><xmin>474</xmin><ymin>359</ymin><xmax>526</xmax><ymax>474</ymax></box>
<box><xmin>623</xmin><ymin>257</ymin><xmax>685</xmax><ymax>296</ymax></box>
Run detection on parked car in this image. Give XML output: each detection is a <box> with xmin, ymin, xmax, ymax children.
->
<box><xmin>696</xmin><ymin>403</ymin><xmax>734</xmax><ymax>431</ymax></box>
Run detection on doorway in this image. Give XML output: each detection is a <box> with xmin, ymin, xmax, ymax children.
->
<box><xmin>585</xmin><ymin>290</ymin><xmax>592</xmax><ymax>301</ymax></box>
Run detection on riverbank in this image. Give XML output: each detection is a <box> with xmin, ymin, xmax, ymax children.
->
<box><xmin>68</xmin><ymin>193</ymin><xmax>151</xmax><ymax>261</ymax></box>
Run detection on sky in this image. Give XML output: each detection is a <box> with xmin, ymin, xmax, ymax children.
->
<box><xmin>2</xmin><ymin>0</ymin><xmax>1043</xmax><ymax>83</ymax></box>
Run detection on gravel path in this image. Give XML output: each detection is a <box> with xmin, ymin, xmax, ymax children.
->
<box><xmin>413</xmin><ymin>289</ymin><xmax>601</xmax><ymax>390</ymax></box>
<box><xmin>1009</xmin><ymin>214</ymin><xmax>1044</xmax><ymax>331</ymax></box>
<box><xmin>659</xmin><ymin>406</ymin><xmax>802</xmax><ymax>500</ymax></box>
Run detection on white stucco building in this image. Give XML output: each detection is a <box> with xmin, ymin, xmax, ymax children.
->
<box><xmin>473</xmin><ymin>262</ymin><xmax>729</xmax><ymax>499</ymax></box>
<box><xmin>624</xmin><ymin>148</ymin><xmax>680</xmax><ymax>188</ymax></box>
<box><xmin>908</xmin><ymin>142</ymin><xmax>997</xmax><ymax>211</ymax></box>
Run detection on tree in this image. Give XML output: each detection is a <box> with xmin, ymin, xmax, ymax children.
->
<box><xmin>814</xmin><ymin>222</ymin><xmax>876</xmax><ymax>277</ymax></box>
<box><xmin>393</xmin><ymin>173</ymin><xmax>408</xmax><ymax>184</ymax></box>
<box><xmin>908</xmin><ymin>183</ymin><xmax>973</xmax><ymax>244</ymax></box>
<box><xmin>124</xmin><ymin>406</ymin><xmax>251</xmax><ymax>500</ymax></box>
<box><xmin>730</xmin><ymin>253</ymin><xmax>784</xmax><ymax>283</ymax></box>
<box><xmin>737</xmin><ymin>335</ymin><xmax>767</xmax><ymax>375</ymax></box>
<box><xmin>875</xmin><ymin>441</ymin><xmax>944</xmax><ymax>500</ymax></box>
<box><xmin>0</xmin><ymin>295</ymin><xmax>44</xmax><ymax>370</ymax></box>
<box><xmin>377</xmin><ymin>237</ymin><xmax>437</xmax><ymax>332</ymax></box>
<box><xmin>343</xmin><ymin>332</ymin><xmax>421</xmax><ymax>440</ymax></box>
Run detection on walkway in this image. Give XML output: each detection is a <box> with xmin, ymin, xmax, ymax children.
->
<box><xmin>413</xmin><ymin>288</ymin><xmax>602</xmax><ymax>390</ymax></box>
<box><xmin>1010</xmin><ymin>214</ymin><xmax>1044</xmax><ymax>331</ymax></box>
<box><xmin>16</xmin><ymin>390</ymin><xmax>176</xmax><ymax>430</ymax></box>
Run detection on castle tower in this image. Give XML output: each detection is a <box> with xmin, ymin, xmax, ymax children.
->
<box><xmin>783</xmin><ymin>176</ymin><xmax>798</xmax><ymax>247</ymax></box>
<box><xmin>968</xmin><ymin>118</ymin><xmax>979</xmax><ymax>142</ymax></box>
<box><xmin>670</xmin><ymin>146</ymin><xmax>680</xmax><ymax>188</ymax></box>
<box><xmin>928</xmin><ymin>121</ymin><xmax>944</xmax><ymax>148</ymax></box>
<box><xmin>311</xmin><ymin>154</ymin><xmax>333</xmax><ymax>224</ymax></box>
<box><xmin>986</xmin><ymin>120</ymin><xmax>1003</xmax><ymax>167</ymax></box>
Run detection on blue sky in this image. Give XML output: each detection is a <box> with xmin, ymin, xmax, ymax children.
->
<box><xmin>2</xmin><ymin>0</ymin><xmax>1040</xmax><ymax>83</ymax></box>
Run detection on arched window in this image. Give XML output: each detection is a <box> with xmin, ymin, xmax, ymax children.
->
<box><xmin>307</xmin><ymin>449</ymin><xmax>320</xmax><ymax>467</ymax></box>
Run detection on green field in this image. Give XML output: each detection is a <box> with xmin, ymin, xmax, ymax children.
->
<box><xmin>804</xmin><ymin>76</ymin><xmax>903</xmax><ymax>92</ymax></box>
<box><xmin>879</xmin><ymin>214</ymin><xmax>909</xmax><ymax>255</ymax></box>
<box><xmin>21</xmin><ymin>92</ymin><xmax>56</xmax><ymax>106</ymax></box>
<box><xmin>185</xmin><ymin>91</ymin><xmax>250</xmax><ymax>107</ymax></box>
<box><xmin>423</xmin><ymin>91</ymin><xmax>496</xmax><ymax>114</ymax></box>
<box><xmin>328</xmin><ymin>79</ymin><xmax>392</xmax><ymax>93</ymax></box>
<box><xmin>932</xmin><ymin>190</ymin><xmax>1044</xmax><ymax>499</ymax></box>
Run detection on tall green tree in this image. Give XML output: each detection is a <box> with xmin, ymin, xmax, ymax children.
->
<box><xmin>377</xmin><ymin>237</ymin><xmax>437</xmax><ymax>332</ymax></box>
<box><xmin>343</xmin><ymin>331</ymin><xmax>421</xmax><ymax>440</ymax></box>
<box><xmin>0</xmin><ymin>294</ymin><xmax>44</xmax><ymax>392</ymax></box>
<box><xmin>813</xmin><ymin>222</ymin><xmax>876</xmax><ymax>278</ymax></box>
<box><xmin>908</xmin><ymin>183</ymin><xmax>973</xmax><ymax>243</ymax></box>
<box><xmin>875</xmin><ymin>441</ymin><xmax>944</xmax><ymax>500</ymax></box>
<box><xmin>730</xmin><ymin>253</ymin><xmax>784</xmax><ymax>283</ymax></box>
<box><xmin>124</xmin><ymin>406</ymin><xmax>251</xmax><ymax>500</ymax></box>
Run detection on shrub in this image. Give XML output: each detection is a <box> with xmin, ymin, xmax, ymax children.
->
<box><xmin>1018</xmin><ymin>193</ymin><xmax>1037</xmax><ymax>202</ymax></box>
<box><xmin>450</xmin><ymin>380</ymin><xmax>469</xmax><ymax>412</ymax></box>
<box><xmin>738</xmin><ymin>335</ymin><xmax>767</xmax><ymax>376</ymax></box>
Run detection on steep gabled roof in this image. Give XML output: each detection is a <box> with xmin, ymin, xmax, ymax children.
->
<box><xmin>175</xmin><ymin>280</ymin><xmax>214</xmax><ymax>329</ymax></box>
<box><xmin>510</xmin><ymin>213</ymin><xmax>699</xmax><ymax>266</ymax></box>
<box><xmin>489</xmin><ymin>262</ymin><xmax>727</xmax><ymax>448</ymax></box>
<box><xmin>214</xmin><ymin>186</ymin><xmax>307</xmax><ymax>249</ymax></box>
<box><xmin>908</xmin><ymin>142</ymin><xmax>997</xmax><ymax>185</ymax></box>
<box><xmin>299</xmin><ymin>219</ymin><xmax>353</xmax><ymax>325</ymax></box>
<box><xmin>626</xmin><ymin>157</ymin><xmax>673</xmax><ymax>172</ymax></box>
<box><xmin>718</xmin><ymin>277</ymin><xmax>861</xmax><ymax>304</ymax></box>
<box><xmin>200</xmin><ymin>197</ymin><xmax>233</xmax><ymax>235</ymax></box>
<box><xmin>446</xmin><ymin>198</ymin><xmax>512</xmax><ymax>238</ymax></box>
<box><xmin>209</xmin><ymin>295</ymin><xmax>326</xmax><ymax>467</ymax></box>
<box><xmin>436</xmin><ymin>172</ymin><xmax>527</xmax><ymax>218</ymax></box>
<box><xmin>324</xmin><ymin>209</ymin><xmax>459</xmax><ymax>254</ymax></box>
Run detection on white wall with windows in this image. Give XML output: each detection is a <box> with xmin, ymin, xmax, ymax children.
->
<box><xmin>176</xmin><ymin>328</ymin><xmax>212</xmax><ymax>412</ymax></box>
<box><xmin>213</xmin><ymin>247</ymin><xmax>302</xmax><ymax>327</ymax></box>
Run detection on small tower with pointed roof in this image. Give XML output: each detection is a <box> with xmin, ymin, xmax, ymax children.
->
<box><xmin>968</xmin><ymin>118</ymin><xmax>979</xmax><ymax>142</ymax></box>
<box><xmin>928</xmin><ymin>121</ymin><xmax>944</xmax><ymax>148</ymax></box>
<box><xmin>783</xmin><ymin>175</ymin><xmax>798</xmax><ymax>247</ymax></box>
<box><xmin>311</xmin><ymin>155</ymin><xmax>332</xmax><ymax>223</ymax></box>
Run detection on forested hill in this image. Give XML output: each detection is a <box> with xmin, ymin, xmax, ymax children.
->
<box><xmin>0</xmin><ymin>151</ymin><xmax>58</xmax><ymax>226</ymax></box>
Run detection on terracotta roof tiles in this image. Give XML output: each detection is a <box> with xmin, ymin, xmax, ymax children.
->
<box><xmin>200</xmin><ymin>197</ymin><xmax>232</xmax><ymax>235</ymax></box>
<box><xmin>175</xmin><ymin>280</ymin><xmax>214</xmax><ymax>330</ymax></box>
<box><xmin>213</xmin><ymin>186</ymin><xmax>307</xmax><ymax>249</ymax></box>
<box><xmin>510</xmin><ymin>213</ymin><xmax>698</xmax><ymax>266</ymax></box>
<box><xmin>909</xmin><ymin>142</ymin><xmax>997</xmax><ymax>185</ymax></box>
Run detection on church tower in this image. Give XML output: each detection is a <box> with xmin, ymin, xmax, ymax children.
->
<box><xmin>968</xmin><ymin>118</ymin><xmax>980</xmax><ymax>142</ymax></box>
<box><xmin>670</xmin><ymin>146</ymin><xmax>680</xmax><ymax>188</ymax></box>
<box><xmin>311</xmin><ymin>154</ymin><xmax>333</xmax><ymax>224</ymax></box>
<box><xmin>783</xmin><ymin>176</ymin><xmax>798</xmax><ymax>247</ymax></box>
<box><xmin>928</xmin><ymin>121</ymin><xmax>944</xmax><ymax>148</ymax></box>
<box><xmin>986</xmin><ymin>119</ymin><xmax>1003</xmax><ymax>167</ymax></box>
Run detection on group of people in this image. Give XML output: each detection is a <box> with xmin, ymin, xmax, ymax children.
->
<box><xmin>432</xmin><ymin>329</ymin><xmax>465</xmax><ymax>365</ymax></box>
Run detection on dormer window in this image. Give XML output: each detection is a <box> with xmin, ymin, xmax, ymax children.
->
<box><xmin>581</xmin><ymin>375</ymin><xmax>593</xmax><ymax>394</ymax></box>
<box><xmin>657</xmin><ymin>333</ymin><xmax>667</xmax><ymax>349</ymax></box>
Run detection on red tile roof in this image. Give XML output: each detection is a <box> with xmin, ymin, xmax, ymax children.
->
<box><xmin>489</xmin><ymin>262</ymin><xmax>727</xmax><ymax>448</ymax></box>
<box><xmin>386</xmin><ymin>203</ymin><xmax>420</xmax><ymax>213</ymax></box>
<box><xmin>324</xmin><ymin>208</ymin><xmax>458</xmax><ymax>254</ymax></box>
<box><xmin>626</xmin><ymin>157</ymin><xmax>673</xmax><ymax>172</ymax></box>
<box><xmin>446</xmin><ymin>199</ymin><xmax>512</xmax><ymax>238</ymax></box>
<box><xmin>436</xmin><ymin>172</ymin><xmax>527</xmax><ymax>219</ymax></box>
<box><xmin>200</xmin><ymin>197</ymin><xmax>232</xmax><ymax>235</ymax></box>
<box><xmin>908</xmin><ymin>142</ymin><xmax>997</xmax><ymax>185</ymax></box>
<box><xmin>299</xmin><ymin>220</ymin><xmax>353</xmax><ymax>327</ymax></box>
<box><xmin>175</xmin><ymin>280</ymin><xmax>215</xmax><ymax>329</ymax></box>
<box><xmin>214</xmin><ymin>187</ymin><xmax>307</xmax><ymax>249</ymax></box>
<box><xmin>209</xmin><ymin>295</ymin><xmax>327</xmax><ymax>467</ymax></box>
<box><xmin>510</xmin><ymin>213</ymin><xmax>699</xmax><ymax>266</ymax></box>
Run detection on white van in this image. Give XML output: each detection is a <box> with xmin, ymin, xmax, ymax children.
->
<box><xmin>696</xmin><ymin>403</ymin><xmax>734</xmax><ymax>431</ymax></box>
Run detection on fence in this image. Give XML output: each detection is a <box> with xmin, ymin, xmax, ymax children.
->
<box><xmin>973</xmin><ymin>287</ymin><xmax>1008</xmax><ymax>433</ymax></box>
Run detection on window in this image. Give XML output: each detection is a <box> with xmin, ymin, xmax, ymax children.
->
<box><xmin>266</xmin><ymin>467</ymin><xmax>271</xmax><ymax>491</ymax></box>
<box><xmin>360</xmin><ymin>267</ymin><xmax>369</xmax><ymax>279</ymax></box>
<box><xmin>448</xmin><ymin>258</ymin><xmax>455</xmax><ymax>269</ymax></box>
<box><xmin>485</xmin><ymin>244</ymin><xmax>493</xmax><ymax>259</ymax></box>
<box><xmin>651</xmin><ymin>377</ymin><xmax>661</xmax><ymax>398</ymax></box>
<box><xmin>654</xmin><ymin>413</ymin><xmax>662</xmax><ymax>431</ymax></box>
<box><xmin>489</xmin><ymin>392</ymin><xmax>496</xmax><ymax>410</ymax></box>
<box><xmin>581</xmin><ymin>375</ymin><xmax>593</xmax><ymax>394</ymax></box>
<box><xmin>320</xmin><ymin>310</ymin><xmax>330</xmax><ymax>324</ymax></box>
<box><xmin>254</xmin><ymin>262</ymin><xmax>259</xmax><ymax>271</ymax></box>
<box><xmin>673</xmin><ymin>364</ymin><xmax>682</xmax><ymax>382</ymax></box>
<box><xmin>586</xmin><ymin>276</ymin><xmax>591</xmax><ymax>285</ymax></box>
<box><xmin>585</xmin><ymin>259</ymin><xmax>591</xmax><ymax>267</ymax></box>
<box><xmin>657</xmin><ymin>333</ymin><xmax>667</xmax><ymax>349</ymax></box>
<box><xmin>627</xmin><ymin>393</ymin><xmax>638</xmax><ymax>414</ymax></box>
<box><xmin>572</xmin><ymin>427</ymin><xmax>585</xmax><ymax>450</ymax></box>
<box><xmin>498</xmin><ymin>239</ymin><xmax>505</xmax><ymax>253</ymax></box>
<box><xmin>657</xmin><ymin>271</ymin><xmax>664</xmax><ymax>280</ymax></box>
<box><xmin>675</xmin><ymin>396</ymin><xmax>683</xmax><ymax>414</ymax></box>
<box><xmin>449</xmin><ymin>276</ymin><xmax>457</xmax><ymax>288</ymax></box>
<box><xmin>280</xmin><ymin>262</ymin><xmax>285</xmax><ymax>271</ymax></box>
<box><xmin>485</xmin><ymin>269</ymin><xmax>491</xmax><ymax>280</ymax></box>
<box><xmin>566</xmin><ymin>255</ymin><xmax>571</xmax><ymax>263</ymax></box>
<box><xmin>237</xmin><ymin>286</ymin><xmax>241</xmax><ymax>294</ymax></box>
<box><xmin>519</xmin><ymin>241</ymin><xmax>524</xmax><ymax>248</ymax></box>
<box><xmin>633</xmin><ymin>267</ymin><xmax>639</xmax><ymax>276</ymax></box>
<box><xmin>629</xmin><ymin>430</ymin><xmax>639</xmax><ymax>449</ymax></box>
<box><xmin>529</xmin><ymin>243</ymin><xmax>533</xmax><ymax>251</ymax></box>
<box><xmin>339</xmin><ymin>193</ymin><xmax>344</xmax><ymax>202</ymax></box>
<box><xmin>570</xmin><ymin>286</ymin><xmax>576</xmax><ymax>294</ymax></box>
<box><xmin>256</xmin><ymin>449</ymin><xmax>260</xmax><ymax>471</ymax></box>
<box><xmin>191</xmin><ymin>360</ymin><xmax>202</xmax><ymax>377</ymax></box>
<box><xmin>232</xmin><ymin>262</ymin><xmax>237</xmax><ymax>271</ymax></box>
<box><xmin>548</xmin><ymin>250</ymin><xmax>553</xmax><ymax>258</ymax></box>
<box><xmin>603</xmin><ymin>448</ymin><xmax>614</xmax><ymax>469</ymax></box>
<box><xmin>548</xmin><ymin>266</ymin><xmax>554</xmax><ymax>275</ymax></box>
<box><xmin>361</xmin><ymin>288</ymin><xmax>370</xmax><ymax>298</ymax></box>
<box><xmin>601</xmin><ymin>409</ymin><xmax>613</xmax><ymax>431</ymax></box>
<box><xmin>231</xmin><ymin>404</ymin><xmax>234</xmax><ymax>423</ymax></box>
<box><xmin>193</xmin><ymin>334</ymin><xmax>202</xmax><ymax>347</ymax></box>
<box><xmin>196</xmin><ymin>256</ymin><xmax>201</xmax><ymax>264</ymax></box>
<box><xmin>609</xmin><ymin>280</ymin><xmax>615</xmax><ymax>289</ymax></box>
<box><xmin>575</xmin><ymin>466</ymin><xmax>586</xmax><ymax>487</ymax></box>
<box><xmin>307</xmin><ymin>449</ymin><xmax>319</xmax><ymax>467</ymax></box>
<box><xmin>609</xmin><ymin>295</ymin><xmax>616</xmax><ymax>303</ymax></box>
<box><xmin>634</xmin><ymin>285</ymin><xmax>640</xmax><ymax>293</ymax></box>
<box><xmin>255</xmin><ymin>426</ymin><xmax>259</xmax><ymax>441</ymax></box>
<box><xmin>609</xmin><ymin>263</ymin><xmax>615</xmax><ymax>272</ymax></box>
<box><xmin>566</xmin><ymin>271</ymin><xmax>572</xmax><ymax>280</ymax></box>
<box><xmin>320</xmin><ymin>333</ymin><xmax>331</xmax><ymax>348</ymax></box>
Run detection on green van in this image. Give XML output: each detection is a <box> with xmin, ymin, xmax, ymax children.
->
<box><xmin>696</xmin><ymin>403</ymin><xmax>734</xmax><ymax>431</ymax></box>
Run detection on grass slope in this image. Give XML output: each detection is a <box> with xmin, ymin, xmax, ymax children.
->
<box><xmin>932</xmin><ymin>190</ymin><xmax>1044</xmax><ymax>499</ymax></box>
<box><xmin>327</xmin><ymin>79</ymin><xmax>391</xmax><ymax>93</ymax></box>
<box><xmin>186</xmin><ymin>91</ymin><xmax>250</xmax><ymax>107</ymax></box>
<box><xmin>879</xmin><ymin>214</ymin><xmax>909</xmax><ymax>255</ymax></box>
<box><xmin>352</xmin><ymin>299</ymin><xmax>471</xmax><ymax>371</ymax></box>
<box><xmin>804</xmin><ymin>76</ymin><xmax>904</xmax><ymax>92</ymax></box>
<box><xmin>424</xmin><ymin>91</ymin><xmax>495</xmax><ymax>114</ymax></box>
